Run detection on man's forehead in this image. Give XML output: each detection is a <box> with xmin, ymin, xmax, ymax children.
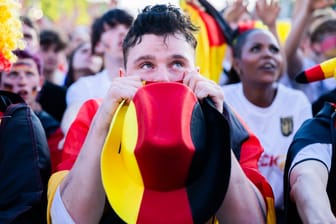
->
<box><xmin>129</xmin><ymin>34</ymin><xmax>194</xmax><ymax>54</ymax></box>
<box><xmin>11</xmin><ymin>58</ymin><xmax>38</xmax><ymax>70</ymax></box>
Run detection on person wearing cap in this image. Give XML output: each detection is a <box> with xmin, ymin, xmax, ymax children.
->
<box><xmin>283</xmin><ymin>0</ymin><xmax>336</xmax><ymax>103</ymax></box>
<box><xmin>283</xmin><ymin>58</ymin><xmax>336</xmax><ymax>223</ymax></box>
<box><xmin>47</xmin><ymin>4</ymin><xmax>275</xmax><ymax>224</ymax></box>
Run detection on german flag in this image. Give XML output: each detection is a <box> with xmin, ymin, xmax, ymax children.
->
<box><xmin>101</xmin><ymin>82</ymin><xmax>231</xmax><ymax>224</ymax></box>
<box><xmin>295</xmin><ymin>57</ymin><xmax>336</xmax><ymax>83</ymax></box>
<box><xmin>180</xmin><ymin>0</ymin><xmax>228</xmax><ymax>83</ymax></box>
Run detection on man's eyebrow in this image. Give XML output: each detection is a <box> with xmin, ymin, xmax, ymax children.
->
<box><xmin>13</xmin><ymin>61</ymin><xmax>33</xmax><ymax>67</ymax></box>
<box><xmin>171</xmin><ymin>54</ymin><xmax>188</xmax><ymax>60</ymax></box>
<box><xmin>133</xmin><ymin>55</ymin><xmax>155</xmax><ymax>64</ymax></box>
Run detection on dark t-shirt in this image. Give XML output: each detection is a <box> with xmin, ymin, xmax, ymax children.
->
<box><xmin>312</xmin><ymin>88</ymin><xmax>336</xmax><ymax>116</ymax></box>
<box><xmin>37</xmin><ymin>81</ymin><xmax>66</xmax><ymax>122</ymax></box>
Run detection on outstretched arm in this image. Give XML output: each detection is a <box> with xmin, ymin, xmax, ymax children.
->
<box><xmin>290</xmin><ymin>160</ymin><xmax>336</xmax><ymax>223</ymax></box>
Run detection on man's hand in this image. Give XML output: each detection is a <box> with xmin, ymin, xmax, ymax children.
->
<box><xmin>98</xmin><ymin>76</ymin><xmax>143</xmax><ymax>123</ymax></box>
<box><xmin>183</xmin><ymin>69</ymin><xmax>224</xmax><ymax>113</ymax></box>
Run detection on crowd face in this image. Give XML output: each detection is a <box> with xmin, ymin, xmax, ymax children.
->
<box><xmin>313</xmin><ymin>32</ymin><xmax>336</xmax><ymax>59</ymax></box>
<box><xmin>38</xmin><ymin>44</ymin><xmax>63</xmax><ymax>74</ymax></box>
<box><xmin>234</xmin><ymin>30</ymin><xmax>282</xmax><ymax>86</ymax></box>
<box><xmin>0</xmin><ymin>58</ymin><xmax>42</xmax><ymax>106</ymax></box>
<box><xmin>124</xmin><ymin>34</ymin><xmax>195</xmax><ymax>82</ymax></box>
<box><xmin>72</xmin><ymin>42</ymin><xmax>102</xmax><ymax>74</ymax></box>
<box><xmin>22</xmin><ymin>23</ymin><xmax>39</xmax><ymax>54</ymax></box>
<box><xmin>100</xmin><ymin>24</ymin><xmax>129</xmax><ymax>59</ymax></box>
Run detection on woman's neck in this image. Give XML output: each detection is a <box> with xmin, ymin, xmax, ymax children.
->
<box><xmin>242</xmin><ymin>83</ymin><xmax>278</xmax><ymax>108</ymax></box>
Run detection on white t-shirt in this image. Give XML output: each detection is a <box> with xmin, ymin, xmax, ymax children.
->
<box><xmin>222</xmin><ymin>83</ymin><xmax>312</xmax><ymax>209</ymax></box>
<box><xmin>290</xmin><ymin>143</ymin><xmax>332</xmax><ymax>174</ymax></box>
<box><xmin>51</xmin><ymin>186</ymin><xmax>75</xmax><ymax>223</ymax></box>
<box><xmin>66</xmin><ymin>70</ymin><xmax>112</xmax><ymax>106</ymax></box>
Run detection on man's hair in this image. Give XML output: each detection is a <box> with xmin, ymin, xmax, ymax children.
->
<box><xmin>91</xmin><ymin>8</ymin><xmax>134</xmax><ymax>54</ymax></box>
<box><xmin>91</xmin><ymin>17</ymin><xmax>104</xmax><ymax>54</ymax></box>
<box><xmin>12</xmin><ymin>49</ymin><xmax>42</xmax><ymax>76</ymax></box>
<box><xmin>122</xmin><ymin>4</ymin><xmax>198</xmax><ymax>67</ymax></box>
<box><xmin>39</xmin><ymin>29</ymin><xmax>67</xmax><ymax>51</ymax></box>
<box><xmin>20</xmin><ymin>15</ymin><xmax>39</xmax><ymax>35</ymax></box>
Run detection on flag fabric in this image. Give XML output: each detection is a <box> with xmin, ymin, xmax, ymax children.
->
<box><xmin>180</xmin><ymin>0</ymin><xmax>227</xmax><ymax>83</ymax></box>
<box><xmin>295</xmin><ymin>57</ymin><xmax>336</xmax><ymax>83</ymax></box>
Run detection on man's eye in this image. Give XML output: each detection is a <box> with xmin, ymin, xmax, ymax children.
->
<box><xmin>26</xmin><ymin>72</ymin><xmax>35</xmax><ymax>76</ymax></box>
<box><xmin>172</xmin><ymin>61</ymin><xmax>184</xmax><ymax>69</ymax></box>
<box><xmin>140</xmin><ymin>62</ymin><xmax>153</xmax><ymax>69</ymax></box>
<box><xmin>8</xmin><ymin>72</ymin><xmax>18</xmax><ymax>77</ymax></box>
<box><xmin>24</xmin><ymin>33</ymin><xmax>33</xmax><ymax>40</ymax></box>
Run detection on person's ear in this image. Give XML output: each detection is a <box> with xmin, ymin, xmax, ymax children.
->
<box><xmin>119</xmin><ymin>68</ymin><xmax>126</xmax><ymax>77</ymax></box>
<box><xmin>94</xmin><ymin>41</ymin><xmax>105</xmax><ymax>55</ymax></box>
<box><xmin>232</xmin><ymin>59</ymin><xmax>241</xmax><ymax>76</ymax></box>
<box><xmin>38</xmin><ymin>75</ymin><xmax>45</xmax><ymax>91</ymax></box>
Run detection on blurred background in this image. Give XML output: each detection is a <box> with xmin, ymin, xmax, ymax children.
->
<box><xmin>19</xmin><ymin>0</ymin><xmax>294</xmax><ymax>28</ymax></box>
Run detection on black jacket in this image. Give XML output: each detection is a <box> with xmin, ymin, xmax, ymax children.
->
<box><xmin>0</xmin><ymin>91</ymin><xmax>50</xmax><ymax>224</ymax></box>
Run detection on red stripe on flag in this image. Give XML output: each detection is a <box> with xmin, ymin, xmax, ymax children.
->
<box><xmin>189</xmin><ymin>4</ymin><xmax>226</xmax><ymax>46</ymax></box>
<box><xmin>306</xmin><ymin>65</ymin><xmax>325</xmax><ymax>82</ymax></box>
<box><xmin>137</xmin><ymin>189</ymin><xmax>193</xmax><ymax>224</ymax></box>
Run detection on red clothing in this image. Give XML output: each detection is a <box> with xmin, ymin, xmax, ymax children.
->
<box><xmin>57</xmin><ymin>99</ymin><xmax>102</xmax><ymax>171</ymax></box>
<box><xmin>48</xmin><ymin>128</ymin><xmax>64</xmax><ymax>173</ymax></box>
<box><xmin>56</xmin><ymin>99</ymin><xmax>275</xmax><ymax>222</ymax></box>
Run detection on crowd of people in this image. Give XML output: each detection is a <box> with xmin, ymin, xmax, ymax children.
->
<box><xmin>1</xmin><ymin>0</ymin><xmax>336</xmax><ymax>223</ymax></box>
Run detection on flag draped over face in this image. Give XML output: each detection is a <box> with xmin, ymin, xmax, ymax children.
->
<box><xmin>180</xmin><ymin>0</ymin><xmax>228</xmax><ymax>83</ymax></box>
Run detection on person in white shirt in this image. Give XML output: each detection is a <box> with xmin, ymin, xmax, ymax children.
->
<box><xmin>222</xmin><ymin>28</ymin><xmax>312</xmax><ymax>223</ymax></box>
<box><xmin>66</xmin><ymin>8</ymin><xmax>133</xmax><ymax>106</ymax></box>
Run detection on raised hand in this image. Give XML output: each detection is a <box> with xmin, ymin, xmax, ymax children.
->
<box><xmin>256</xmin><ymin>0</ymin><xmax>280</xmax><ymax>27</ymax></box>
<box><xmin>222</xmin><ymin>0</ymin><xmax>250</xmax><ymax>29</ymax></box>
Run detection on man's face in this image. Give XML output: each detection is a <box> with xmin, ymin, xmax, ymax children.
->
<box><xmin>125</xmin><ymin>34</ymin><xmax>195</xmax><ymax>82</ymax></box>
<box><xmin>312</xmin><ymin>32</ymin><xmax>336</xmax><ymax>59</ymax></box>
<box><xmin>38</xmin><ymin>44</ymin><xmax>63</xmax><ymax>74</ymax></box>
<box><xmin>22</xmin><ymin>24</ymin><xmax>39</xmax><ymax>54</ymax></box>
<box><xmin>0</xmin><ymin>58</ymin><xmax>43</xmax><ymax>106</ymax></box>
<box><xmin>100</xmin><ymin>24</ymin><xmax>129</xmax><ymax>59</ymax></box>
